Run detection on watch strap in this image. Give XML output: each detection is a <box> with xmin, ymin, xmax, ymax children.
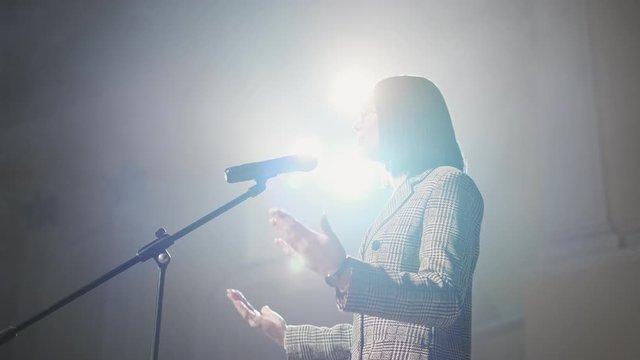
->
<box><xmin>324</xmin><ymin>256</ymin><xmax>353</xmax><ymax>288</ymax></box>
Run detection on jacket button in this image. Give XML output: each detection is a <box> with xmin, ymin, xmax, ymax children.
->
<box><xmin>371</xmin><ymin>240</ymin><xmax>381</xmax><ymax>251</ymax></box>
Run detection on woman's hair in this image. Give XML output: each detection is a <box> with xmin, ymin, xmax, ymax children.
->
<box><xmin>373</xmin><ymin>76</ymin><xmax>465</xmax><ymax>176</ymax></box>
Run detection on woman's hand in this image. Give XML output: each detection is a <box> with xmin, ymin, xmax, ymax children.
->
<box><xmin>269</xmin><ymin>208</ymin><xmax>346</xmax><ymax>277</ymax></box>
<box><xmin>226</xmin><ymin>289</ymin><xmax>287</xmax><ymax>347</ymax></box>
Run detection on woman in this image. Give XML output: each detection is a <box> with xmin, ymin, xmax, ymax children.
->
<box><xmin>227</xmin><ymin>76</ymin><xmax>483</xmax><ymax>360</ymax></box>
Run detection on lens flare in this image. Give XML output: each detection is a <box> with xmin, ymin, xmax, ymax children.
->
<box><xmin>288</xmin><ymin>256</ymin><xmax>306</xmax><ymax>273</ymax></box>
<box><xmin>317</xmin><ymin>150</ymin><xmax>383</xmax><ymax>200</ymax></box>
<box><xmin>285</xmin><ymin>137</ymin><xmax>325</xmax><ymax>190</ymax></box>
<box><xmin>285</xmin><ymin>138</ymin><xmax>384</xmax><ymax>200</ymax></box>
<box><xmin>331</xmin><ymin>69</ymin><xmax>376</xmax><ymax>114</ymax></box>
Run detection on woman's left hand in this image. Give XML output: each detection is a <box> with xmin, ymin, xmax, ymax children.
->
<box><xmin>269</xmin><ymin>208</ymin><xmax>346</xmax><ymax>277</ymax></box>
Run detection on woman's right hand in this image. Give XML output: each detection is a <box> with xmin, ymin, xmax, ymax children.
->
<box><xmin>226</xmin><ymin>288</ymin><xmax>287</xmax><ymax>347</ymax></box>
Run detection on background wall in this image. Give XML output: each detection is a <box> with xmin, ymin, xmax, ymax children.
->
<box><xmin>1</xmin><ymin>1</ymin><xmax>638</xmax><ymax>359</ymax></box>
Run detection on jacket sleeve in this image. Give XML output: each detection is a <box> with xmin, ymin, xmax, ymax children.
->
<box><xmin>337</xmin><ymin>171</ymin><xmax>483</xmax><ymax>328</ymax></box>
<box><xmin>284</xmin><ymin>323</ymin><xmax>352</xmax><ymax>360</ymax></box>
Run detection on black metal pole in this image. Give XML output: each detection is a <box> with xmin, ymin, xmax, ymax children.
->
<box><xmin>0</xmin><ymin>181</ymin><xmax>267</xmax><ymax>348</ymax></box>
<box><xmin>0</xmin><ymin>255</ymin><xmax>140</xmax><ymax>345</ymax></box>
<box><xmin>151</xmin><ymin>249</ymin><xmax>171</xmax><ymax>360</ymax></box>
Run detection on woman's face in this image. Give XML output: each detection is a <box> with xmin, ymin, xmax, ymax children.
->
<box><xmin>354</xmin><ymin>97</ymin><xmax>380</xmax><ymax>159</ymax></box>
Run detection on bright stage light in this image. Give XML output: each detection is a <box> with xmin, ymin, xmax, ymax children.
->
<box><xmin>331</xmin><ymin>69</ymin><xmax>375</xmax><ymax>114</ymax></box>
<box><xmin>288</xmin><ymin>137</ymin><xmax>324</xmax><ymax>158</ymax></box>
<box><xmin>317</xmin><ymin>151</ymin><xmax>383</xmax><ymax>201</ymax></box>
<box><xmin>284</xmin><ymin>137</ymin><xmax>383</xmax><ymax>200</ymax></box>
<box><xmin>285</xmin><ymin>137</ymin><xmax>326</xmax><ymax>190</ymax></box>
<box><xmin>286</xmin><ymin>137</ymin><xmax>385</xmax><ymax>201</ymax></box>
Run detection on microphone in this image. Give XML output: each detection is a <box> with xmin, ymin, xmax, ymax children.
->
<box><xmin>224</xmin><ymin>155</ymin><xmax>318</xmax><ymax>183</ymax></box>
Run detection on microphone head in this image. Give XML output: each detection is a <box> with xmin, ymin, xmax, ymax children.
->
<box><xmin>292</xmin><ymin>155</ymin><xmax>319</xmax><ymax>172</ymax></box>
<box><xmin>224</xmin><ymin>154</ymin><xmax>318</xmax><ymax>183</ymax></box>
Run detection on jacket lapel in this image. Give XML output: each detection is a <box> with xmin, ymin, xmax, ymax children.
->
<box><xmin>362</xmin><ymin>169</ymin><xmax>435</xmax><ymax>251</ymax></box>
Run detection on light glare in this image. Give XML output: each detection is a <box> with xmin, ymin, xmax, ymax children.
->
<box><xmin>316</xmin><ymin>150</ymin><xmax>383</xmax><ymax>201</ymax></box>
<box><xmin>285</xmin><ymin>138</ymin><xmax>384</xmax><ymax>200</ymax></box>
<box><xmin>288</xmin><ymin>256</ymin><xmax>305</xmax><ymax>273</ymax></box>
<box><xmin>331</xmin><ymin>70</ymin><xmax>375</xmax><ymax>114</ymax></box>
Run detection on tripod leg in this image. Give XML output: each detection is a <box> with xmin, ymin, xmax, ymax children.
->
<box><xmin>151</xmin><ymin>250</ymin><xmax>171</xmax><ymax>360</ymax></box>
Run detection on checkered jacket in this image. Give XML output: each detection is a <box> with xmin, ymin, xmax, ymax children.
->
<box><xmin>284</xmin><ymin>166</ymin><xmax>484</xmax><ymax>360</ymax></box>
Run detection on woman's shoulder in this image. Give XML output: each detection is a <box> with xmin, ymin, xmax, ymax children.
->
<box><xmin>410</xmin><ymin>165</ymin><xmax>466</xmax><ymax>184</ymax></box>
<box><xmin>412</xmin><ymin>166</ymin><xmax>481</xmax><ymax>197</ymax></box>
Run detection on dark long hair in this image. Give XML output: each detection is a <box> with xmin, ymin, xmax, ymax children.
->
<box><xmin>373</xmin><ymin>76</ymin><xmax>465</xmax><ymax>176</ymax></box>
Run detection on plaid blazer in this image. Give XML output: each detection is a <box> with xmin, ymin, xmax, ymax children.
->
<box><xmin>284</xmin><ymin>166</ymin><xmax>483</xmax><ymax>360</ymax></box>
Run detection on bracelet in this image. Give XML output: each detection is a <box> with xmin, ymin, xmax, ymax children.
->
<box><xmin>324</xmin><ymin>256</ymin><xmax>353</xmax><ymax>288</ymax></box>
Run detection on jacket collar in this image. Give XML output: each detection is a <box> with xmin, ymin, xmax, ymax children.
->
<box><xmin>363</xmin><ymin>168</ymin><xmax>435</xmax><ymax>245</ymax></box>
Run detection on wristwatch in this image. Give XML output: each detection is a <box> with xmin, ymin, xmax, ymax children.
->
<box><xmin>324</xmin><ymin>256</ymin><xmax>354</xmax><ymax>288</ymax></box>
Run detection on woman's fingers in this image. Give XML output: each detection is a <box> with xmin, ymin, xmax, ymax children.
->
<box><xmin>259</xmin><ymin>305</ymin><xmax>287</xmax><ymax>346</ymax></box>
<box><xmin>268</xmin><ymin>208</ymin><xmax>290</xmax><ymax>220</ymax></box>
<box><xmin>261</xmin><ymin>305</ymin><xmax>285</xmax><ymax>323</ymax></box>
<box><xmin>228</xmin><ymin>295</ymin><xmax>253</xmax><ymax>319</ymax></box>
<box><xmin>269</xmin><ymin>208</ymin><xmax>314</xmax><ymax>251</ymax></box>
<box><xmin>227</xmin><ymin>289</ymin><xmax>257</xmax><ymax>311</ymax></box>
<box><xmin>232</xmin><ymin>300</ymin><xmax>257</xmax><ymax>325</ymax></box>
<box><xmin>274</xmin><ymin>237</ymin><xmax>298</xmax><ymax>258</ymax></box>
<box><xmin>268</xmin><ymin>208</ymin><xmax>292</xmax><ymax>229</ymax></box>
<box><xmin>269</xmin><ymin>208</ymin><xmax>346</xmax><ymax>276</ymax></box>
<box><xmin>226</xmin><ymin>289</ymin><xmax>287</xmax><ymax>347</ymax></box>
<box><xmin>226</xmin><ymin>289</ymin><xmax>260</xmax><ymax>326</ymax></box>
<box><xmin>261</xmin><ymin>305</ymin><xmax>277</xmax><ymax>321</ymax></box>
<box><xmin>320</xmin><ymin>214</ymin><xmax>338</xmax><ymax>240</ymax></box>
<box><xmin>269</xmin><ymin>208</ymin><xmax>306</xmax><ymax>235</ymax></box>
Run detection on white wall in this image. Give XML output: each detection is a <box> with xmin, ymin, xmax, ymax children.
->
<box><xmin>517</xmin><ymin>1</ymin><xmax>640</xmax><ymax>359</ymax></box>
<box><xmin>524</xmin><ymin>251</ymin><xmax>640</xmax><ymax>360</ymax></box>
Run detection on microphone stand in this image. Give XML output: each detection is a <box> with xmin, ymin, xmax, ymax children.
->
<box><xmin>0</xmin><ymin>180</ymin><xmax>267</xmax><ymax>360</ymax></box>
